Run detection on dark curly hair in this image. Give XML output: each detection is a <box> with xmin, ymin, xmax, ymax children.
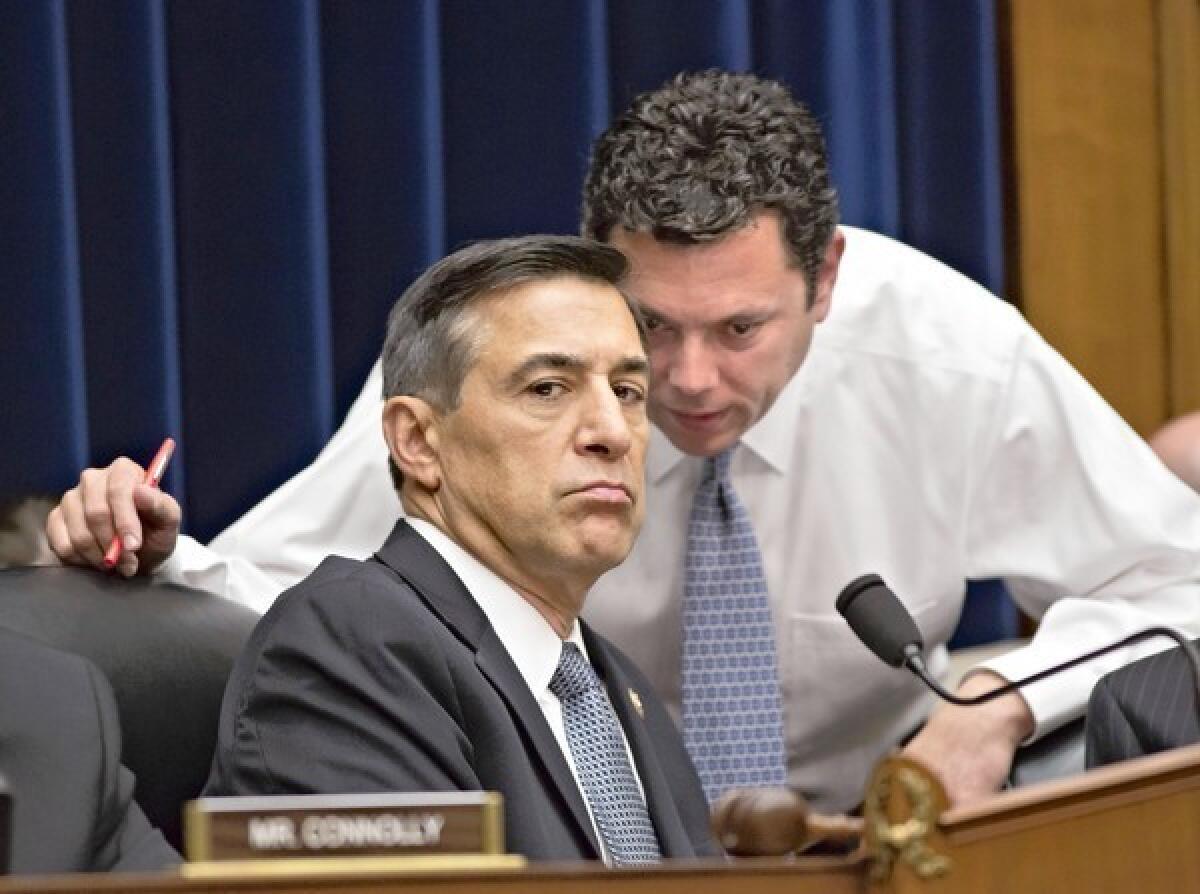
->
<box><xmin>582</xmin><ymin>70</ymin><xmax>839</xmax><ymax>304</ymax></box>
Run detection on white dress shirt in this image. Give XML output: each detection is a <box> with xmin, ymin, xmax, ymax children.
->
<box><xmin>399</xmin><ymin>518</ymin><xmax>645</xmax><ymax>861</ymax></box>
<box><xmin>162</xmin><ymin>226</ymin><xmax>1200</xmax><ymax>811</ymax></box>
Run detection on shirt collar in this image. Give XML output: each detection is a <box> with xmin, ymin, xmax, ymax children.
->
<box><xmin>405</xmin><ymin>518</ymin><xmax>586</xmax><ymax>696</ymax></box>
<box><xmin>645</xmin><ymin>425</ymin><xmax>688</xmax><ymax>484</ymax></box>
<box><xmin>646</xmin><ymin>364</ymin><xmax>806</xmax><ymax>482</ymax></box>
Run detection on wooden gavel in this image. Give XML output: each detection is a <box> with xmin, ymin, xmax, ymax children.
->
<box><xmin>710</xmin><ymin>787</ymin><xmax>864</xmax><ymax>856</ymax></box>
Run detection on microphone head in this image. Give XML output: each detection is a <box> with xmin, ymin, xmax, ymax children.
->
<box><xmin>836</xmin><ymin>573</ymin><xmax>924</xmax><ymax>667</ymax></box>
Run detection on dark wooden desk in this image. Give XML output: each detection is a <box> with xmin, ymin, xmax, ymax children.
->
<box><xmin>0</xmin><ymin>856</ymin><xmax>862</xmax><ymax>894</ymax></box>
<box><xmin>4</xmin><ymin>743</ymin><xmax>1199</xmax><ymax>894</ymax></box>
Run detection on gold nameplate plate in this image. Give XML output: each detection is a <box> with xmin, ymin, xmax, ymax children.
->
<box><xmin>185</xmin><ymin>791</ymin><xmax>505</xmax><ymax>862</ymax></box>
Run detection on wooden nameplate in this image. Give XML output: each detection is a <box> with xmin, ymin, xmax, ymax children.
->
<box><xmin>184</xmin><ymin>791</ymin><xmax>521</xmax><ymax>876</ymax></box>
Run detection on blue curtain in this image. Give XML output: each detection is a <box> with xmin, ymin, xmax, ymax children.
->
<box><xmin>1</xmin><ymin>0</ymin><xmax>1010</xmax><ymax>641</ymax></box>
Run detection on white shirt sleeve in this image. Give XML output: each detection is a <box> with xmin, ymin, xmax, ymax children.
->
<box><xmin>963</xmin><ymin>327</ymin><xmax>1200</xmax><ymax>739</ymax></box>
<box><xmin>157</xmin><ymin>359</ymin><xmax>399</xmax><ymax>613</ymax></box>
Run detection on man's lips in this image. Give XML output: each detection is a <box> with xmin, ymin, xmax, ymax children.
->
<box><xmin>665</xmin><ymin>408</ymin><xmax>730</xmax><ymax>432</ymax></box>
<box><xmin>568</xmin><ymin>481</ymin><xmax>634</xmax><ymax>503</ymax></box>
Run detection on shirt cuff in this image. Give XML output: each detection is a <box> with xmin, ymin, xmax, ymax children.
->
<box><xmin>970</xmin><ymin>643</ymin><xmax>1092</xmax><ymax>744</ymax></box>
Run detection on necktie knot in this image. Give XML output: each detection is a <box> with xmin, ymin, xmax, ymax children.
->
<box><xmin>549</xmin><ymin>642</ymin><xmax>601</xmax><ymax>702</ymax></box>
<box><xmin>702</xmin><ymin>449</ymin><xmax>736</xmax><ymax>517</ymax></box>
<box><xmin>711</xmin><ymin>449</ymin><xmax>734</xmax><ymax>485</ymax></box>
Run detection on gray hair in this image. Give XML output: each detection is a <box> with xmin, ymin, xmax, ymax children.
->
<box><xmin>581</xmin><ymin>70</ymin><xmax>839</xmax><ymax>304</ymax></box>
<box><xmin>381</xmin><ymin>234</ymin><xmax>635</xmax><ymax>488</ymax></box>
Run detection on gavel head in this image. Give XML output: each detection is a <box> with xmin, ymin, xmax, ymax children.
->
<box><xmin>710</xmin><ymin>786</ymin><xmax>810</xmax><ymax>856</ymax></box>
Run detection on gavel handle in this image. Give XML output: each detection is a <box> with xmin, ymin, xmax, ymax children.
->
<box><xmin>805</xmin><ymin>812</ymin><xmax>865</xmax><ymax>846</ymax></box>
<box><xmin>711</xmin><ymin>787</ymin><xmax>866</xmax><ymax>855</ymax></box>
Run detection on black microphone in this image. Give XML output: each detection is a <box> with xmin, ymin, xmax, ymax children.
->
<box><xmin>836</xmin><ymin>572</ymin><xmax>1200</xmax><ymax>707</ymax></box>
<box><xmin>836</xmin><ymin>573</ymin><xmax>924</xmax><ymax>668</ymax></box>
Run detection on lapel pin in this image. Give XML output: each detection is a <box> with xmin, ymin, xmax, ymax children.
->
<box><xmin>628</xmin><ymin>688</ymin><xmax>644</xmax><ymax>718</ymax></box>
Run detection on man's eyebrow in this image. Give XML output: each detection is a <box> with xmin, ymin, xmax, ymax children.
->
<box><xmin>632</xmin><ymin>301</ymin><xmax>673</xmax><ymax>324</ymax></box>
<box><xmin>503</xmin><ymin>352</ymin><xmax>586</xmax><ymax>389</ymax></box>
<box><xmin>503</xmin><ymin>352</ymin><xmax>649</xmax><ymax>388</ymax></box>
<box><xmin>634</xmin><ymin>302</ymin><xmax>772</xmax><ymax>327</ymax></box>
<box><xmin>613</xmin><ymin>356</ymin><xmax>650</xmax><ymax>377</ymax></box>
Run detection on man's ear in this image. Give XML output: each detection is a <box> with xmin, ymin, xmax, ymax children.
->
<box><xmin>811</xmin><ymin>227</ymin><xmax>845</xmax><ymax>322</ymax></box>
<box><xmin>382</xmin><ymin>396</ymin><xmax>442</xmax><ymax>491</ymax></box>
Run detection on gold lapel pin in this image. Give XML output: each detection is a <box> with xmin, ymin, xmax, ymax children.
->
<box><xmin>628</xmin><ymin>689</ymin><xmax>644</xmax><ymax>718</ymax></box>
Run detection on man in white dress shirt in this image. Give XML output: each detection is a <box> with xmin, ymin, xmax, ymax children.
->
<box><xmin>48</xmin><ymin>71</ymin><xmax>1200</xmax><ymax>812</ymax></box>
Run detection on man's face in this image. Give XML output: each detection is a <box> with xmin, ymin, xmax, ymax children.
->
<box><xmin>433</xmin><ymin>276</ymin><xmax>650</xmax><ymax>589</ymax></box>
<box><xmin>609</xmin><ymin>213</ymin><xmax>840</xmax><ymax>457</ymax></box>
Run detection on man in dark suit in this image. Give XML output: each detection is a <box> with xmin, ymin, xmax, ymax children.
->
<box><xmin>0</xmin><ymin>627</ymin><xmax>179</xmax><ymax>874</ymax></box>
<box><xmin>204</xmin><ymin>235</ymin><xmax>715</xmax><ymax>864</ymax></box>
<box><xmin>1085</xmin><ymin>643</ymin><xmax>1200</xmax><ymax>767</ymax></box>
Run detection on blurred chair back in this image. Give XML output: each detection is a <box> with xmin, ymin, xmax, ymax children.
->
<box><xmin>0</xmin><ymin>566</ymin><xmax>259</xmax><ymax>850</ymax></box>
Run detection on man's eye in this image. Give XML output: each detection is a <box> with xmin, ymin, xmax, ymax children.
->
<box><xmin>729</xmin><ymin>320</ymin><xmax>762</xmax><ymax>337</ymax></box>
<box><xmin>529</xmin><ymin>381</ymin><xmax>566</xmax><ymax>398</ymax></box>
<box><xmin>613</xmin><ymin>383</ymin><xmax>646</xmax><ymax>404</ymax></box>
<box><xmin>643</xmin><ymin>315</ymin><xmax>665</xmax><ymax>332</ymax></box>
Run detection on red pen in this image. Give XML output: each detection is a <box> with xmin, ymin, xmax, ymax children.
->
<box><xmin>103</xmin><ymin>437</ymin><xmax>176</xmax><ymax>570</ymax></box>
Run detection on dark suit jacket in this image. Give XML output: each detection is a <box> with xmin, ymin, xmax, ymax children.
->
<box><xmin>1085</xmin><ymin>640</ymin><xmax>1200</xmax><ymax>768</ymax></box>
<box><xmin>0</xmin><ymin>628</ymin><xmax>179</xmax><ymax>874</ymax></box>
<box><xmin>205</xmin><ymin>521</ymin><xmax>716</xmax><ymax>861</ymax></box>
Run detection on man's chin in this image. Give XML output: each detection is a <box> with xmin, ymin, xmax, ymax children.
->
<box><xmin>651</xmin><ymin>405</ymin><xmax>749</xmax><ymax>457</ymax></box>
<box><xmin>657</xmin><ymin>421</ymin><xmax>742</xmax><ymax>458</ymax></box>
<box><xmin>572</xmin><ymin>528</ymin><xmax>638</xmax><ymax>574</ymax></box>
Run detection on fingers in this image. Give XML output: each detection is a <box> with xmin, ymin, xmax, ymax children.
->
<box><xmin>128</xmin><ymin>483</ymin><xmax>182</xmax><ymax>575</ymax></box>
<box><xmin>45</xmin><ymin>459</ymin><xmax>147</xmax><ymax>570</ymax></box>
<box><xmin>45</xmin><ymin>453</ymin><xmax>184</xmax><ymax>577</ymax></box>
<box><xmin>105</xmin><ymin>459</ymin><xmax>149</xmax><ymax>554</ymax></box>
<box><xmin>114</xmin><ymin>546</ymin><xmax>140</xmax><ymax>578</ymax></box>
<box><xmin>131</xmin><ymin>483</ymin><xmax>182</xmax><ymax>533</ymax></box>
<box><xmin>45</xmin><ymin>503</ymin><xmax>82</xmax><ymax>565</ymax></box>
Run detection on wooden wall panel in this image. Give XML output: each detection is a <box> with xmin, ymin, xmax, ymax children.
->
<box><xmin>1006</xmin><ymin>0</ymin><xmax>1167</xmax><ymax>435</ymax></box>
<box><xmin>1158</xmin><ymin>0</ymin><xmax>1200</xmax><ymax>416</ymax></box>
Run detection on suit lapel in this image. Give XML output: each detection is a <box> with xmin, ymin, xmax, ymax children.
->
<box><xmin>584</xmin><ymin>624</ymin><xmax>698</xmax><ymax>858</ymax></box>
<box><xmin>374</xmin><ymin>521</ymin><xmax>601</xmax><ymax>857</ymax></box>
<box><xmin>472</xmin><ymin>632</ymin><xmax>601</xmax><ymax>856</ymax></box>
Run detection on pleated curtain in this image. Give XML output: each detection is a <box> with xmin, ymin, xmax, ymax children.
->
<box><xmin>1</xmin><ymin>1</ymin><xmax>1004</xmax><ymax>581</ymax></box>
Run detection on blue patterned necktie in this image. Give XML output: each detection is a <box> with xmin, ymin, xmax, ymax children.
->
<box><xmin>549</xmin><ymin>642</ymin><xmax>662</xmax><ymax>865</ymax></box>
<box><xmin>682</xmin><ymin>448</ymin><xmax>788</xmax><ymax>803</ymax></box>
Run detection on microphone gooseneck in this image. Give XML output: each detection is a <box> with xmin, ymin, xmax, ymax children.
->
<box><xmin>836</xmin><ymin>573</ymin><xmax>1200</xmax><ymax>708</ymax></box>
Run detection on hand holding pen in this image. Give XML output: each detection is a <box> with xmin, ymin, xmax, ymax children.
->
<box><xmin>45</xmin><ymin>437</ymin><xmax>183</xmax><ymax>577</ymax></box>
<box><xmin>103</xmin><ymin>437</ymin><xmax>176</xmax><ymax>569</ymax></box>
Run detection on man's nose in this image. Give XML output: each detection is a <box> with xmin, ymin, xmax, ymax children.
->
<box><xmin>666</xmin><ymin>335</ymin><xmax>718</xmax><ymax>395</ymax></box>
<box><xmin>579</xmin><ymin>387</ymin><xmax>634</xmax><ymax>458</ymax></box>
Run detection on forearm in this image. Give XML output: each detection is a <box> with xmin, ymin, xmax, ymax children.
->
<box><xmin>902</xmin><ymin>671</ymin><xmax>1033</xmax><ymax>806</ymax></box>
<box><xmin>980</xmin><ymin>592</ymin><xmax>1200</xmax><ymax>739</ymax></box>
